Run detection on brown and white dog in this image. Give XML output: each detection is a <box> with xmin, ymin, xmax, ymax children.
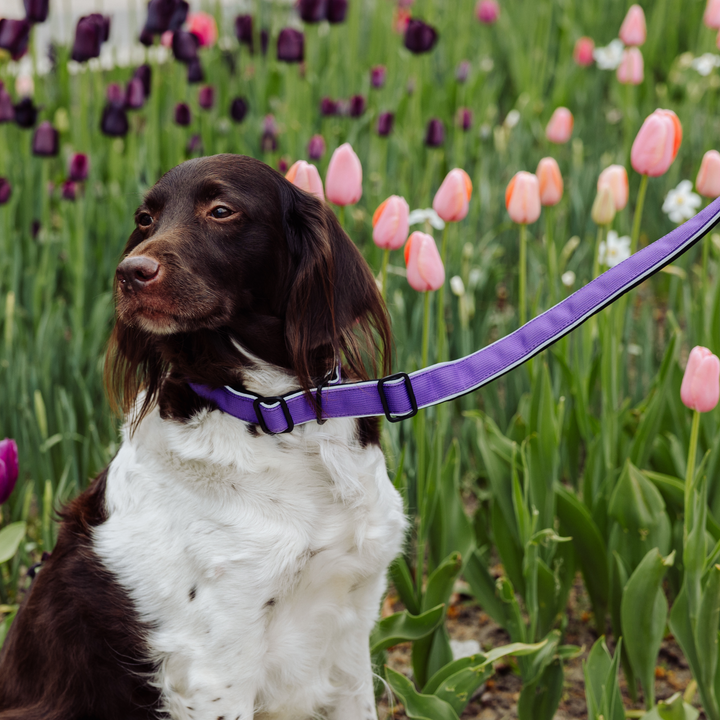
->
<box><xmin>0</xmin><ymin>155</ymin><xmax>406</xmax><ymax>720</ymax></box>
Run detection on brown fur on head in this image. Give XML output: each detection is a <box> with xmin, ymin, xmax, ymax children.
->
<box><xmin>104</xmin><ymin>154</ymin><xmax>391</xmax><ymax>428</ymax></box>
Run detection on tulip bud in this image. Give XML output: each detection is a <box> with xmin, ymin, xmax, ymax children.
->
<box><xmin>187</xmin><ymin>134</ymin><xmax>202</xmax><ymax>154</ymax></box>
<box><xmin>0</xmin><ymin>438</ymin><xmax>19</xmax><ymax>505</ymax></box>
<box><xmin>261</xmin><ymin>115</ymin><xmax>278</xmax><ymax>152</ymax></box>
<box><xmin>320</xmin><ymin>97</ymin><xmax>338</xmax><ymax>116</ymax></box>
<box><xmin>0</xmin><ymin>178</ymin><xmax>11</xmax><ymax>205</ymax></box>
<box><xmin>425</xmin><ymin>118</ymin><xmax>445</xmax><ymax>147</ymax></box>
<box><xmin>100</xmin><ymin>103</ymin><xmax>129</xmax><ymax>136</ymax></box>
<box><xmin>230</xmin><ymin>97</ymin><xmax>248</xmax><ymax>123</ymax></box>
<box><xmin>706</xmin><ymin>0</ymin><xmax>720</xmax><ymax>29</ymax></box>
<box><xmin>371</xmin><ymin>66</ymin><xmax>387</xmax><ymax>89</ymax></box>
<box><xmin>173</xmin><ymin>30</ymin><xmax>199</xmax><ymax>63</ymax></box>
<box><xmin>307</xmin><ymin>134</ymin><xmax>326</xmax><ymax>160</ymax></box>
<box><xmin>286</xmin><ymin>160</ymin><xmax>325</xmax><ymax>201</ymax></box>
<box><xmin>188</xmin><ymin>12</ymin><xmax>217</xmax><ymax>48</ymax></box>
<box><xmin>433</xmin><ymin>168</ymin><xmax>472</xmax><ymax>222</ymax></box>
<box><xmin>696</xmin><ymin>150</ymin><xmax>720</xmax><ymax>198</ymax></box>
<box><xmin>175</xmin><ymin>103</ymin><xmax>192</xmax><ymax>126</ymax></box>
<box><xmin>0</xmin><ymin>19</ymin><xmax>31</xmax><ymax>60</ymax></box>
<box><xmin>631</xmin><ymin>109</ymin><xmax>682</xmax><ymax>177</ymax></box>
<box><xmin>235</xmin><ymin>14</ymin><xmax>253</xmax><ymax>48</ymax></box>
<box><xmin>277</xmin><ymin>28</ymin><xmax>304</xmax><ymax>62</ymax></box>
<box><xmin>404</xmin><ymin>231</ymin><xmax>445</xmax><ymax>292</ymax></box>
<box><xmin>349</xmin><ymin>95</ymin><xmax>366</xmax><ymax>117</ymax></box>
<box><xmin>545</xmin><ymin>107</ymin><xmax>574</xmax><ymax>144</ymax></box>
<box><xmin>681</xmin><ymin>346</ymin><xmax>720</xmax><ymax>413</ymax></box>
<box><xmin>0</xmin><ymin>84</ymin><xmax>15</xmax><ymax>123</ymax></box>
<box><xmin>456</xmin><ymin>60</ymin><xmax>471</xmax><ymax>83</ymax></box>
<box><xmin>71</xmin><ymin>14</ymin><xmax>110</xmax><ymax>63</ymax></box>
<box><xmin>325</xmin><ymin>142</ymin><xmax>362</xmax><ymax>206</ymax></box>
<box><xmin>373</xmin><ymin>195</ymin><xmax>410</xmax><ymax>250</ymax></box>
<box><xmin>25</xmin><ymin>0</ymin><xmax>50</xmax><ymax>24</ymax></box>
<box><xmin>573</xmin><ymin>36</ymin><xmax>595</xmax><ymax>66</ymax></box>
<box><xmin>199</xmin><ymin>85</ymin><xmax>215</xmax><ymax>110</ymax></box>
<box><xmin>107</xmin><ymin>83</ymin><xmax>124</xmax><ymax>105</ymax></box>
<box><xmin>476</xmin><ymin>0</ymin><xmax>499</xmax><ymax>24</ymax></box>
<box><xmin>597</xmin><ymin>165</ymin><xmax>629</xmax><ymax>210</ymax></box>
<box><xmin>69</xmin><ymin>153</ymin><xmax>89</xmax><ymax>182</ymax></box>
<box><xmin>619</xmin><ymin>4</ymin><xmax>646</xmax><ymax>47</ymax></box>
<box><xmin>591</xmin><ymin>186</ymin><xmax>616</xmax><ymax>225</ymax></box>
<box><xmin>278</xmin><ymin>157</ymin><xmax>289</xmax><ymax>174</ymax></box>
<box><xmin>617</xmin><ymin>47</ymin><xmax>644</xmax><ymax>85</ymax></box>
<box><xmin>505</xmin><ymin>171</ymin><xmax>541</xmax><ymax>225</ymax></box>
<box><xmin>298</xmin><ymin>0</ymin><xmax>327</xmax><ymax>22</ymax></box>
<box><xmin>187</xmin><ymin>58</ymin><xmax>204</xmax><ymax>84</ymax></box>
<box><xmin>14</xmin><ymin>98</ymin><xmax>38</xmax><ymax>128</ymax></box>
<box><xmin>404</xmin><ymin>19</ymin><xmax>438</xmax><ymax>54</ymax></box>
<box><xmin>133</xmin><ymin>65</ymin><xmax>152</xmax><ymax>97</ymax></box>
<box><xmin>450</xmin><ymin>276</ymin><xmax>465</xmax><ymax>296</ymax></box>
<box><xmin>377</xmin><ymin>112</ymin><xmax>394</xmax><ymax>137</ymax></box>
<box><xmin>32</xmin><ymin>121</ymin><xmax>59</xmax><ymax>157</ymax></box>
<box><xmin>457</xmin><ymin>108</ymin><xmax>472</xmax><ymax>131</ymax></box>
<box><xmin>61</xmin><ymin>180</ymin><xmax>77</xmax><ymax>201</ymax></box>
<box><xmin>125</xmin><ymin>78</ymin><xmax>145</xmax><ymax>109</ymax></box>
<box><xmin>327</xmin><ymin>0</ymin><xmax>348</xmax><ymax>23</ymax></box>
<box><xmin>536</xmin><ymin>157</ymin><xmax>563</xmax><ymax>207</ymax></box>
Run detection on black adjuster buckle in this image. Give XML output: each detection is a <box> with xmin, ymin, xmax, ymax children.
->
<box><xmin>377</xmin><ymin>372</ymin><xmax>418</xmax><ymax>423</ymax></box>
<box><xmin>253</xmin><ymin>396</ymin><xmax>295</xmax><ymax>434</ymax></box>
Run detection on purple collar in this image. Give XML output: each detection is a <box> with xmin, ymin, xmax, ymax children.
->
<box><xmin>191</xmin><ymin>197</ymin><xmax>720</xmax><ymax>434</ymax></box>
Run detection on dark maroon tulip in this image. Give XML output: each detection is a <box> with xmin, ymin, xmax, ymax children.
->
<box><xmin>175</xmin><ymin>102</ymin><xmax>191</xmax><ymax>126</ymax></box>
<box><xmin>24</xmin><ymin>0</ymin><xmax>49</xmax><ymax>24</ymax></box>
<box><xmin>14</xmin><ymin>98</ymin><xmax>38</xmax><ymax>128</ymax></box>
<box><xmin>0</xmin><ymin>19</ymin><xmax>31</xmax><ymax>60</ymax></box>
<box><xmin>61</xmin><ymin>180</ymin><xmax>77</xmax><ymax>201</ymax></box>
<box><xmin>230</xmin><ymin>97</ymin><xmax>248</xmax><ymax>123</ymax></box>
<box><xmin>278</xmin><ymin>157</ymin><xmax>289</xmax><ymax>174</ymax></box>
<box><xmin>133</xmin><ymin>65</ymin><xmax>152</xmax><ymax>97</ymax></box>
<box><xmin>404</xmin><ymin>19</ymin><xmax>438</xmax><ymax>54</ymax></box>
<box><xmin>277</xmin><ymin>28</ymin><xmax>304</xmax><ymax>62</ymax></box>
<box><xmin>377</xmin><ymin>111</ymin><xmax>394</xmax><ymax>136</ymax></box>
<box><xmin>172</xmin><ymin>30</ymin><xmax>199</xmax><ymax>63</ymax></box>
<box><xmin>349</xmin><ymin>95</ymin><xmax>365</xmax><ymax>117</ymax></box>
<box><xmin>187</xmin><ymin>134</ymin><xmax>202</xmax><ymax>154</ymax></box>
<box><xmin>235</xmin><ymin>14</ymin><xmax>253</xmax><ymax>47</ymax></box>
<box><xmin>456</xmin><ymin>60</ymin><xmax>470</xmax><ymax>82</ymax></box>
<box><xmin>0</xmin><ymin>178</ymin><xmax>11</xmax><ymax>204</ymax></box>
<box><xmin>425</xmin><ymin>118</ymin><xmax>444</xmax><ymax>147</ymax></box>
<box><xmin>0</xmin><ymin>84</ymin><xmax>14</xmax><ymax>123</ymax></box>
<box><xmin>370</xmin><ymin>65</ymin><xmax>386</xmax><ymax>89</ymax></box>
<box><xmin>198</xmin><ymin>85</ymin><xmax>214</xmax><ymax>110</ymax></box>
<box><xmin>100</xmin><ymin>103</ymin><xmax>129</xmax><ymax>136</ymax></box>
<box><xmin>457</xmin><ymin>107</ymin><xmax>472</xmax><ymax>131</ymax></box>
<box><xmin>187</xmin><ymin>58</ymin><xmax>204</xmax><ymax>83</ymax></box>
<box><xmin>72</xmin><ymin>14</ymin><xmax>111</xmax><ymax>62</ymax></box>
<box><xmin>69</xmin><ymin>153</ymin><xmax>89</xmax><ymax>182</ymax></box>
<box><xmin>145</xmin><ymin>0</ymin><xmax>185</xmax><ymax>34</ymax></box>
<box><xmin>320</xmin><ymin>97</ymin><xmax>337</xmax><ymax>116</ymax></box>
<box><xmin>32</xmin><ymin>121</ymin><xmax>59</xmax><ymax>157</ymax></box>
<box><xmin>326</xmin><ymin>0</ymin><xmax>348</xmax><ymax>23</ymax></box>
<box><xmin>106</xmin><ymin>82</ymin><xmax>124</xmax><ymax>105</ymax></box>
<box><xmin>125</xmin><ymin>78</ymin><xmax>145</xmax><ymax>109</ymax></box>
<box><xmin>307</xmin><ymin>134</ymin><xmax>325</xmax><ymax>160</ymax></box>
<box><xmin>298</xmin><ymin>0</ymin><xmax>326</xmax><ymax>22</ymax></box>
<box><xmin>31</xmin><ymin>220</ymin><xmax>41</xmax><ymax>237</ymax></box>
<box><xmin>168</xmin><ymin>0</ymin><xmax>189</xmax><ymax>31</ymax></box>
<box><xmin>139</xmin><ymin>26</ymin><xmax>154</xmax><ymax>46</ymax></box>
<box><xmin>260</xmin><ymin>28</ymin><xmax>269</xmax><ymax>55</ymax></box>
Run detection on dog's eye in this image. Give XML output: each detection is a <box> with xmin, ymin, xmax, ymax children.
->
<box><xmin>210</xmin><ymin>206</ymin><xmax>233</xmax><ymax>219</ymax></box>
<box><xmin>137</xmin><ymin>213</ymin><xmax>153</xmax><ymax>227</ymax></box>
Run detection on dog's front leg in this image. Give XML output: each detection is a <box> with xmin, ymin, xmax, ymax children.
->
<box><xmin>325</xmin><ymin>633</ymin><xmax>378</xmax><ymax>720</ymax></box>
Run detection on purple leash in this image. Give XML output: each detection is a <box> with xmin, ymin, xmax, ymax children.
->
<box><xmin>191</xmin><ymin>197</ymin><xmax>720</xmax><ymax>434</ymax></box>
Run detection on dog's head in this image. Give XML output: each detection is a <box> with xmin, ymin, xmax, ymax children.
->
<box><xmin>105</xmin><ymin>154</ymin><xmax>390</xmax><ymax>424</ymax></box>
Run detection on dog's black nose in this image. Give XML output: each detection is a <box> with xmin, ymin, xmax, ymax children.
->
<box><xmin>116</xmin><ymin>256</ymin><xmax>160</xmax><ymax>291</ymax></box>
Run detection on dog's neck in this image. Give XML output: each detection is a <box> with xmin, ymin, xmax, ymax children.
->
<box><xmin>228</xmin><ymin>341</ymin><xmax>304</xmax><ymax>398</ymax></box>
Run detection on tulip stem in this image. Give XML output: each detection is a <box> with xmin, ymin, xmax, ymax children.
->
<box><xmin>545</xmin><ymin>207</ymin><xmax>556</xmax><ymax>305</ymax></box>
<box><xmin>519</xmin><ymin>223</ymin><xmax>527</xmax><ymax>326</ymax></box>
<box><xmin>437</xmin><ymin>224</ymin><xmax>450</xmax><ymax>363</ymax></box>
<box><xmin>684</xmin><ymin>409</ymin><xmax>701</xmax><ymax>537</ymax></box>
<box><xmin>593</xmin><ymin>225</ymin><xmax>605</xmax><ymax>280</ymax></box>
<box><xmin>702</xmin><ymin>237</ymin><xmax>710</xmax><ymax>345</ymax></box>
<box><xmin>380</xmin><ymin>248</ymin><xmax>390</xmax><ymax>303</ymax></box>
<box><xmin>630</xmin><ymin>174</ymin><xmax>649</xmax><ymax>255</ymax></box>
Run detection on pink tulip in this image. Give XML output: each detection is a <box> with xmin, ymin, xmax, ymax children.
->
<box><xmin>373</xmin><ymin>196</ymin><xmax>410</xmax><ymax>250</ymax></box>
<box><xmin>617</xmin><ymin>47</ymin><xmax>644</xmax><ymax>85</ymax></box>
<box><xmin>0</xmin><ymin>438</ymin><xmax>18</xmax><ymax>505</ymax></box>
<box><xmin>619</xmin><ymin>4</ymin><xmax>646</xmax><ymax>47</ymax></box>
<box><xmin>432</xmin><ymin>168</ymin><xmax>473</xmax><ymax>222</ymax></box>
<box><xmin>545</xmin><ymin>107</ymin><xmax>574</xmax><ymax>144</ymax></box>
<box><xmin>597</xmin><ymin>165</ymin><xmax>629</xmax><ymax>211</ymax></box>
<box><xmin>681</xmin><ymin>346</ymin><xmax>720</xmax><ymax>413</ymax></box>
<box><xmin>696</xmin><ymin>150</ymin><xmax>720</xmax><ymax>198</ymax></box>
<box><xmin>536</xmin><ymin>158</ymin><xmax>563</xmax><ymax>207</ymax></box>
<box><xmin>706</xmin><ymin>0</ymin><xmax>720</xmax><ymax>28</ymax></box>
<box><xmin>188</xmin><ymin>12</ymin><xmax>218</xmax><ymax>47</ymax></box>
<box><xmin>505</xmin><ymin>171</ymin><xmax>541</xmax><ymax>224</ymax></box>
<box><xmin>325</xmin><ymin>143</ymin><xmax>362</xmax><ymax>206</ymax></box>
<box><xmin>286</xmin><ymin>160</ymin><xmax>325</xmax><ymax>202</ymax></box>
<box><xmin>631</xmin><ymin>109</ymin><xmax>682</xmax><ymax>177</ymax></box>
<box><xmin>574</xmin><ymin>36</ymin><xmax>595</xmax><ymax>66</ymax></box>
<box><xmin>404</xmin><ymin>232</ymin><xmax>445</xmax><ymax>292</ymax></box>
<box><xmin>476</xmin><ymin>0</ymin><xmax>500</xmax><ymax>24</ymax></box>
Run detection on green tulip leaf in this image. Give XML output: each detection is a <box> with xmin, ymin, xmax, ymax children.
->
<box><xmin>370</xmin><ymin>604</ymin><xmax>445</xmax><ymax>654</ymax></box>
<box><xmin>0</xmin><ymin>522</ymin><xmax>26</xmax><ymax>564</ymax></box>
<box><xmin>384</xmin><ymin>666</ymin><xmax>460</xmax><ymax>720</ymax></box>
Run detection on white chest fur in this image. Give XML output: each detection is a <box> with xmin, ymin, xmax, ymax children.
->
<box><xmin>92</xmin><ymin>404</ymin><xmax>406</xmax><ymax>720</ymax></box>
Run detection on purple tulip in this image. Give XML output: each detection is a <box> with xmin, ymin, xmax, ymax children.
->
<box><xmin>69</xmin><ymin>153</ymin><xmax>89</xmax><ymax>182</ymax></box>
<box><xmin>230</xmin><ymin>97</ymin><xmax>248</xmax><ymax>123</ymax></box>
<box><xmin>0</xmin><ymin>179</ymin><xmax>11</xmax><ymax>205</ymax></box>
<box><xmin>326</xmin><ymin>0</ymin><xmax>348</xmax><ymax>23</ymax></box>
<box><xmin>145</xmin><ymin>0</ymin><xmax>187</xmax><ymax>34</ymax></box>
<box><xmin>175</xmin><ymin>102</ymin><xmax>192</xmax><ymax>126</ymax></box>
<box><xmin>457</xmin><ymin>107</ymin><xmax>472</xmax><ymax>131</ymax></box>
<box><xmin>168</xmin><ymin>0</ymin><xmax>189</xmax><ymax>31</ymax></box>
<box><xmin>377</xmin><ymin>111</ymin><xmax>394</xmax><ymax>136</ymax></box>
<box><xmin>404</xmin><ymin>19</ymin><xmax>438</xmax><ymax>54</ymax></box>
<box><xmin>0</xmin><ymin>83</ymin><xmax>14</xmax><ymax>123</ymax></box>
<box><xmin>277</xmin><ymin>28</ymin><xmax>304</xmax><ymax>62</ymax></box>
<box><xmin>13</xmin><ymin>98</ymin><xmax>37</xmax><ymax>128</ymax></box>
<box><xmin>0</xmin><ymin>19</ymin><xmax>31</xmax><ymax>60</ymax></box>
<box><xmin>298</xmin><ymin>0</ymin><xmax>327</xmax><ymax>22</ymax></box>
<box><xmin>320</xmin><ymin>97</ymin><xmax>337</xmax><ymax>116</ymax></box>
<box><xmin>0</xmin><ymin>439</ymin><xmax>19</xmax><ymax>505</ymax></box>
<box><xmin>187</xmin><ymin>57</ymin><xmax>204</xmax><ymax>83</ymax></box>
<box><xmin>133</xmin><ymin>65</ymin><xmax>152</xmax><ymax>97</ymax></box>
<box><xmin>425</xmin><ymin>118</ymin><xmax>445</xmax><ymax>147</ymax></box>
<box><xmin>106</xmin><ymin>82</ymin><xmax>124</xmax><ymax>105</ymax></box>
<box><xmin>278</xmin><ymin>157</ymin><xmax>289</xmax><ymax>174</ymax></box>
<box><xmin>199</xmin><ymin>85</ymin><xmax>215</xmax><ymax>110</ymax></box>
<box><xmin>61</xmin><ymin>180</ymin><xmax>77</xmax><ymax>201</ymax></box>
<box><xmin>456</xmin><ymin>60</ymin><xmax>470</xmax><ymax>83</ymax></box>
<box><xmin>349</xmin><ymin>95</ymin><xmax>365</xmax><ymax>117</ymax></box>
<box><xmin>71</xmin><ymin>14</ymin><xmax>110</xmax><ymax>62</ymax></box>
<box><xmin>307</xmin><ymin>134</ymin><xmax>326</xmax><ymax>160</ymax></box>
<box><xmin>100</xmin><ymin>104</ymin><xmax>129</xmax><ymax>136</ymax></box>
<box><xmin>32</xmin><ymin>121</ymin><xmax>59</xmax><ymax>156</ymax></box>
<box><xmin>261</xmin><ymin>115</ymin><xmax>277</xmax><ymax>152</ymax></box>
<box><xmin>139</xmin><ymin>26</ymin><xmax>154</xmax><ymax>46</ymax></box>
<box><xmin>187</xmin><ymin>134</ymin><xmax>202</xmax><ymax>154</ymax></box>
<box><xmin>235</xmin><ymin>14</ymin><xmax>253</xmax><ymax>48</ymax></box>
<box><xmin>125</xmin><ymin>78</ymin><xmax>145</xmax><ymax>109</ymax></box>
<box><xmin>370</xmin><ymin>65</ymin><xmax>386</xmax><ymax>89</ymax></box>
<box><xmin>24</xmin><ymin>0</ymin><xmax>50</xmax><ymax>24</ymax></box>
<box><xmin>172</xmin><ymin>30</ymin><xmax>199</xmax><ymax>63</ymax></box>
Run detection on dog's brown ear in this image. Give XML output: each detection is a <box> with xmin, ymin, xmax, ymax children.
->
<box><xmin>280</xmin><ymin>181</ymin><xmax>391</xmax><ymax>392</ymax></box>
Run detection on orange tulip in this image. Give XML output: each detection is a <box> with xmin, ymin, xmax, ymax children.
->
<box><xmin>705</xmin><ymin>0</ymin><xmax>720</xmax><ymax>29</ymax></box>
<box><xmin>617</xmin><ymin>47</ymin><xmax>644</xmax><ymax>85</ymax></box>
<box><xmin>372</xmin><ymin>195</ymin><xmax>410</xmax><ymax>250</ymax></box>
<box><xmin>631</xmin><ymin>109</ymin><xmax>682</xmax><ymax>177</ymax></box>
<box><xmin>286</xmin><ymin>160</ymin><xmax>325</xmax><ymax>201</ymax></box>
<box><xmin>432</xmin><ymin>168</ymin><xmax>473</xmax><ymax>222</ymax></box>
<box><xmin>696</xmin><ymin>150</ymin><xmax>720</xmax><ymax>198</ymax></box>
<box><xmin>325</xmin><ymin>143</ymin><xmax>363</xmax><ymax>205</ymax></box>
<box><xmin>545</xmin><ymin>107</ymin><xmax>574</xmax><ymax>144</ymax></box>
<box><xmin>619</xmin><ymin>4</ymin><xmax>646</xmax><ymax>47</ymax></box>
<box><xmin>536</xmin><ymin>158</ymin><xmax>563</xmax><ymax>207</ymax></box>
<box><xmin>597</xmin><ymin>165</ymin><xmax>629</xmax><ymax>211</ymax></box>
<box><xmin>505</xmin><ymin>172</ymin><xmax>541</xmax><ymax>224</ymax></box>
<box><xmin>404</xmin><ymin>232</ymin><xmax>445</xmax><ymax>292</ymax></box>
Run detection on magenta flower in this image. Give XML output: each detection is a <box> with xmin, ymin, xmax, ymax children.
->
<box><xmin>371</xmin><ymin>66</ymin><xmax>387</xmax><ymax>88</ymax></box>
<box><xmin>377</xmin><ymin>112</ymin><xmax>394</xmax><ymax>136</ymax></box>
<box><xmin>199</xmin><ymin>85</ymin><xmax>215</xmax><ymax>110</ymax></box>
<box><xmin>0</xmin><ymin>178</ymin><xmax>11</xmax><ymax>205</ymax></box>
<box><xmin>307</xmin><ymin>134</ymin><xmax>326</xmax><ymax>160</ymax></box>
<box><xmin>0</xmin><ymin>438</ymin><xmax>19</xmax><ymax>505</ymax></box>
<box><xmin>476</xmin><ymin>0</ymin><xmax>499</xmax><ymax>24</ymax></box>
<box><xmin>69</xmin><ymin>153</ymin><xmax>89</xmax><ymax>182</ymax></box>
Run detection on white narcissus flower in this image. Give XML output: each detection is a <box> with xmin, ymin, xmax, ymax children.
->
<box><xmin>599</xmin><ymin>230</ymin><xmax>631</xmax><ymax>268</ymax></box>
<box><xmin>407</xmin><ymin>208</ymin><xmax>446</xmax><ymax>230</ymax></box>
<box><xmin>662</xmin><ymin>180</ymin><xmax>702</xmax><ymax>223</ymax></box>
<box><xmin>691</xmin><ymin>53</ymin><xmax>720</xmax><ymax>76</ymax></box>
<box><xmin>593</xmin><ymin>39</ymin><xmax>625</xmax><ymax>70</ymax></box>
<box><xmin>561</xmin><ymin>270</ymin><xmax>576</xmax><ymax>287</ymax></box>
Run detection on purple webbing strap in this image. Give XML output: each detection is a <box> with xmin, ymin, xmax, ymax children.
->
<box><xmin>190</xmin><ymin>196</ymin><xmax>720</xmax><ymax>434</ymax></box>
